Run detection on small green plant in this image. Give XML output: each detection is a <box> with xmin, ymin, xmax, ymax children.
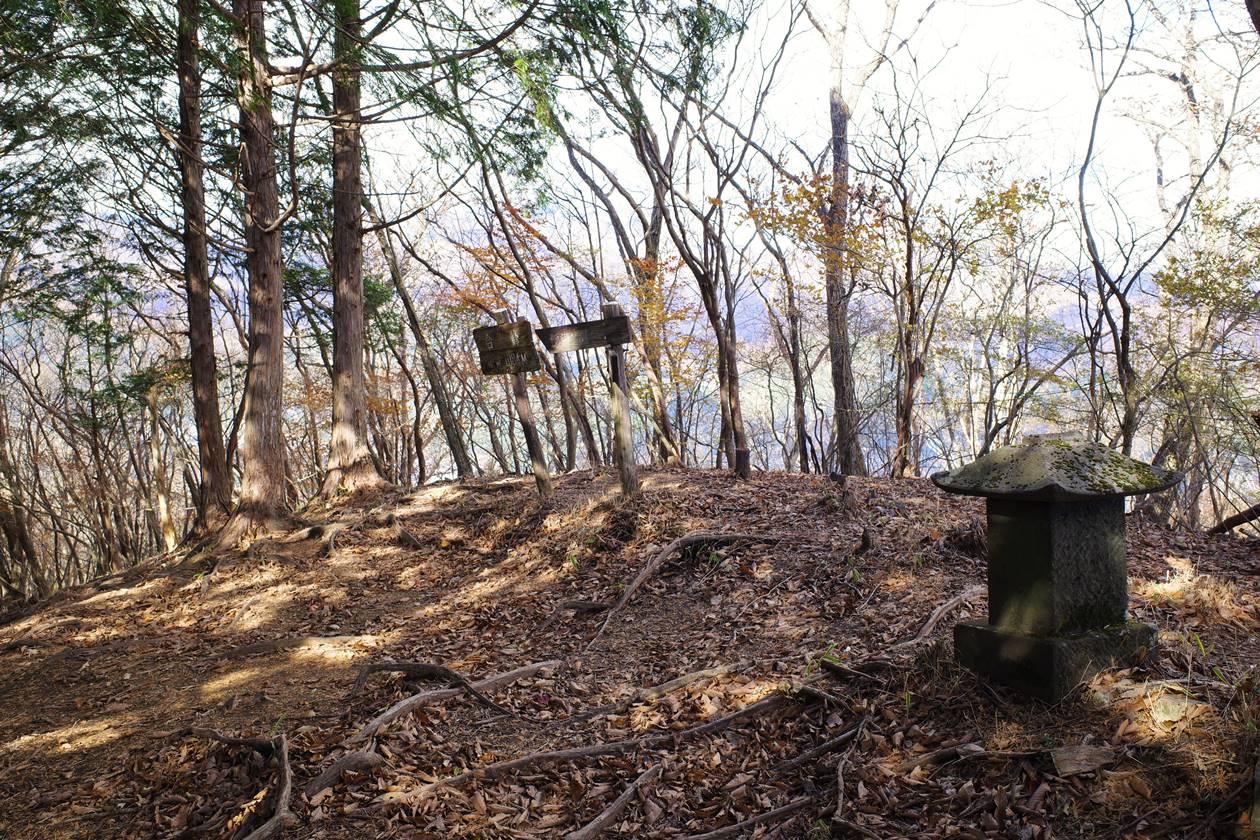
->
<box><xmin>806</xmin><ymin>643</ymin><xmax>840</xmax><ymax>677</ymax></box>
<box><xmin>806</xmin><ymin>819</ymin><xmax>831</xmax><ymax>840</ymax></box>
<box><xmin>1190</xmin><ymin>630</ymin><xmax>1214</xmax><ymax>657</ymax></box>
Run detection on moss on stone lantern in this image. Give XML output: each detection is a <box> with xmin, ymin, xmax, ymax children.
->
<box><xmin>931</xmin><ymin>433</ymin><xmax>1180</xmax><ymax>702</ymax></box>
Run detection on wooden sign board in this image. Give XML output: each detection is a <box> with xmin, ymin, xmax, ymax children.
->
<box><xmin>472</xmin><ymin>320</ymin><xmax>541</xmax><ymax>375</ymax></box>
<box><xmin>536</xmin><ymin>315</ymin><xmax>632</xmax><ymax>353</ymax></box>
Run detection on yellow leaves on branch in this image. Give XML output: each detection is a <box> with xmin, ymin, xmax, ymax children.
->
<box><xmin>746</xmin><ymin>173</ymin><xmax>887</xmax><ymax>271</ymax></box>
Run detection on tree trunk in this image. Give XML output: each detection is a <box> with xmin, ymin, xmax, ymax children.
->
<box><xmin>224</xmin><ymin>0</ymin><xmax>289</xmax><ymax>539</ymax></box>
<box><xmin>368</xmin><ymin>209</ymin><xmax>476</xmax><ymax>479</ymax></box>
<box><xmin>824</xmin><ymin>78</ymin><xmax>866</xmax><ymax>476</ymax></box>
<box><xmin>1208</xmin><ymin>500</ymin><xmax>1260</xmax><ymax>535</ymax></box>
<box><xmin>632</xmin><ymin>209</ymin><xmax>681</xmax><ymax>465</ymax></box>
<box><xmin>787</xmin><ymin>306</ymin><xmax>810</xmax><ymax>473</ymax></box>
<box><xmin>148</xmin><ymin>390</ymin><xmax>178</xmax><ymax>552</ymax></box>
<box><xmin>0</xmin><ymin>404</ymin><xmax>46</xmax><ymax>598</ymax></box>
<box><xmin>322</xmin><ymin>0</ymin><xmax>385</xmax><ymax>497</ymax></box>
<box><xmin>176</xmin><ymin>0</ymin><xmax>231</xmax><ymax>527</ymax></box>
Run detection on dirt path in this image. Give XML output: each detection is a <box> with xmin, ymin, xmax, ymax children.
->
<box><xmin>0</xmin><ymin>468</ymin><xmax>1256</xmax><ymax>838</ymax></box>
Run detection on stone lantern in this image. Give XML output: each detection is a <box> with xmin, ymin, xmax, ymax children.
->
<box><xmin>931</xmin><ymin>434</ymin><xmax>1180</xmax><ymax>702</ymax></box>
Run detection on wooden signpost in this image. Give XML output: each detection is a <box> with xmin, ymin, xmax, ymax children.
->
<box><xmin>471</xmin><ymin>319</ymin><xmax>541</xmax><ymax>376</ymax></box>
<box><xmin>473</xmin><ymin>312</ymin><xmax>552</xmax><ymax>500</ymax></box>
<box><xmin>473</xmin><ymin>304</ymin><xmax>639</xmax><ymax>498</ymax></box>
<box><xmin>539</xmin><ymin>303</ymin><xmax>638</xmax><ymax>496</ymax></box>
<box><xmin>536</xmin><ymin>314</ymin><xmax>632</xmax><ymax>354</ymax></box>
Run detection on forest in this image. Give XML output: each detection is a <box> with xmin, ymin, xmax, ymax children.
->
<box><xmin>0</xmin><ymin>0</ymin><xmax>1253</xmax><ymax>594</ymax></box>
<box><xmin>1</xmin><ymin>0</ymin><xmax>1259</xmax><ymax>838</ymax></box>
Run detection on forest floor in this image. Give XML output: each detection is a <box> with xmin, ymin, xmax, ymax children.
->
<box><xmin>0</xmin><ymin>468</ymin><xmax>1258</xmax><ymax>840</ymax></box>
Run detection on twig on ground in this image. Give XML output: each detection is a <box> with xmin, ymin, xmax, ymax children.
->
<box><xmin>681</xmin><ymin>796</ymin><xmax>814</xmax><ymax>840</ymax></box>
<box><xmin>832</xmin><ymin>717</ymin><xmax>867</xmax><ymax>823</ymax></box>
<box><xmin>563</xmin><ymin>661</ymin><xmax>751</xmax><ymax>726</ymax></box>
<box><xmin>588</xmin><ymin>532</ymin><xmax>777</xmax><ymax>648</ymax></box>
<box><xmin>347</xmin><ymin>659</ymin><xmax>560</xmax><ymax>744</ymax></box>
<box><xmin>185</xmin><ymin>729</ymin><xmax>292</xmax><ymax>840</ymax></box>
<box><xmin>891</xmin><ymin>585</ymin><xmax>984</xmax><ymax>649</ymax></box>
<box><xmin>538</xmin><ymin>600</ymin><xmax>610</xmax><ymax>633</ymax></box>
<box><xmin>351</xmin><ymin>660</ymin><xmax>520</xmax><ymax>717</ymax></box>
<box><xmin>776</xmin><ymin>719</ymin><xmax>865</xmax><ymax>775</ymax></box>
<box><xmin>373</xmin><ymin>691</ymin><xmax>796</xmax><ymax>808</ymax></box>
<box><xmin>564</xmin><ymin>764</ymin><xmax>661</xmax><ymax>840</ymax></box>
<box><xmin>303</xmin><ymin>749</ymin><xmax>383</xmax><ymax>798</ymax></box>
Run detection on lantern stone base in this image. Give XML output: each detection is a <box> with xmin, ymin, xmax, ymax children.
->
<box><xmin>954</xmin><ymin>619</ymin><xmax>1156</xmax><ymax>703</ymax></box>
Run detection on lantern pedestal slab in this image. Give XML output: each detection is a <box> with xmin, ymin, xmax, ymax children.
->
<box><xmin>954</xmin><ymin>620</ymin><xmax>1156</xmax><ymax>703</ymax></box>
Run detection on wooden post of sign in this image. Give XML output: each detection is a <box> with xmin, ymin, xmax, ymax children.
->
<box><xmin>601</xmin><ymin>303</ymin><xmax>638</xmax><ymax>496</ymax></box>
<box><xmin>493</xmin><ymin>310</ymin><xmax>553</xmax><ymax>500</ymax></box>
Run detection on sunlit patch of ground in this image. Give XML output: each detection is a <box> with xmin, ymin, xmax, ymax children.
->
<box><xmin>0</xmin><ymin>468</ymin><xmax>1255</xmax><ymax>839</ymax></box>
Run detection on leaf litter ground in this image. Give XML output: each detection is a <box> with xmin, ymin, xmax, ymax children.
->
<box><xmin>0</xmin><ymin>468</ymin><xmax>1257</xmax><ymax>839</ymax></box>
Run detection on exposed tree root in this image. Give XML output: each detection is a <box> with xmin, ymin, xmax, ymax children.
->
<box><xmin>184</xmin><ymin>729</ymin><xmax>292</xmax><ymax>840</ymax></box>
<box><xmin>891</xmin><ymin>585</ymin><xmax>984</xmax><ymax>649</ymax></box>
<box><xmin>818</xmin><ymin>657</ymin><xmax>894</xmax><ymax>683</ymax></box>
<box><xmin>347</xmin><ymin>659</ymin><xmax>561</xmax><ymax>744</ymax></box>
<box><xmin>685</xmin><ymin>795</ymin><xmax>811</xmax><ymax>840</ymax></box>
<box><xmin>682</xmin><ymin>795</ymin><xmax>814</xmax><ymax>839</ymax></box>
<box><xmin>538</xmin><ymin>600</ymin><xmax>610</xmax><ymax>633</ymax></box>
<box><xmin>350</xmin><ymin>660</ymin><xmax>517</xmax><ymax>716</ymax></box>
<box><xmin>372</xmin><ymin>690</ymin><xmax>796</xmax><ymax>809</ymax></box>
<box><xmin>775</xmin><ymin>718</ymin><xmax>865</xmax><ymax>775</ymax></box>
<box><xmin>564</xmin><ymin>764</ymin><xmax>660</xmax><ymax>840</ymax></box>
<box><xmin>363</xmin><ymin>512</ymin><xmax>425</xmax><ymax>549</ymax></box>
<box><xmin>217</xmin><ymin>507</ymin><xmax>304</xmax><ymax>552</ymax></box>
<box><xmin>563</xmin><ymin>661</ymin><xmax>751</xmax><ymax>726</ymax></box>
<box><xmin>588</xmin><ymin>532</ymin><xmax>778</xmax><ymax>648</ymax></box>
<box><xmin>303</xmin><ymin>749</ymin><xmax>383</xmax><ymax>799</ymax></box>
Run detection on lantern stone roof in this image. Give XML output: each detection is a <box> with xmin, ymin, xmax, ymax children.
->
<box><xmin>930</xmin><ymin>436</ymin><xmax>1180</xmax><ymax>501</ymax></box>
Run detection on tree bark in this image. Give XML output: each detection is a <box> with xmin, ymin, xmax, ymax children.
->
<box><xmin>1208</xmin><ymin>501</ymin><xmax>1260</xmax><ymax>535</ymax></box>
<box><xmin>494</xmin><ymin>312</ymin><xmax>553</xmax><ymax>499</ymax></box>
<box><xmin>603</xmin><ymin>303</ymin><xmax>638</xmax><ymax>495</ymax></box>
<box><xmin>147</xmin><ymin>389</ymin><xmax>178</xmax><ymax>552</ymax></box>
<box><xmin>824</xmin><ymin>78</ymin><xmax>866</xmax><ymax>476</ymax></box>
<box><xmin>368</xmin><ymin>207</ymin><xmax>476</xmax><ymax>479</ymax></box>
<box><xmin>633</xmin><ymin>207</ymin><xmax>682</xmax><ymax>465</ymax></box>
<box><xmin>322</xmin><ymin>0</ymin><xmax>385</xmax><ymax>497</ymax></box>
<box><xmin>176</xmin><ymin>0</ymin><xmax>231</xmax><ymax>527</ymax></box>
<box><xmin>224</xmin><ymin>0</ymin><xmax>289</xmax><ymax>538</ymax></box>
